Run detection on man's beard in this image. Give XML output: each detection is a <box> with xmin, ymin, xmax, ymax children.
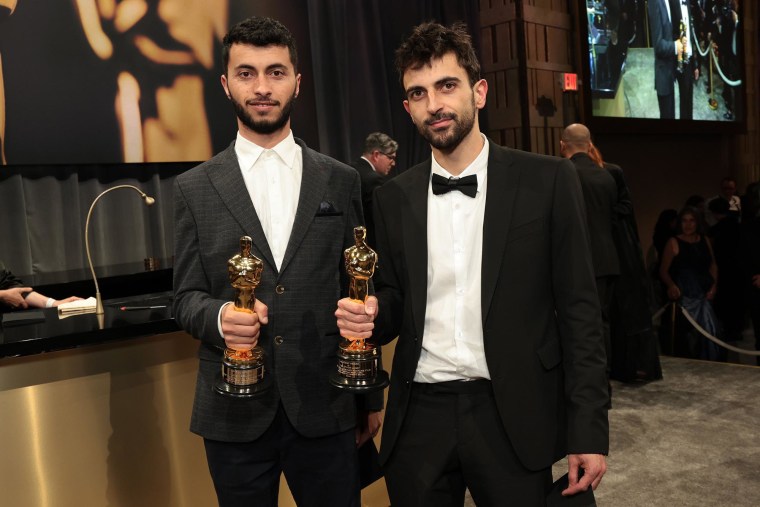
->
<box><xmin>417</xmin><ymin>97</ymin><xmax>477</xmax><ymax>152</ymax></box>
<box><xmin>230</xmin><ymin>91</ymin><xmax>297</xmax><ymax>135</ymax></box>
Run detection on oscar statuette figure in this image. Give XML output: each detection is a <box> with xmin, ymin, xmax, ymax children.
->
<box><xmin>329</xmin><ymin>226</ymin><xmax>389</xmax><ymax>392</ymax></box>
<box><xmin>677</xmin><ymin>20</ymin><xmax>687</xmax><ymax>74</ymax></box>
<box><xmin>214</xmin><ymin>236</ymin><xmax>270</xmax><ymax>397</ymax></box>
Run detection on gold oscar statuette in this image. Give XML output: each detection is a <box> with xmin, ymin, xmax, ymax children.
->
<box><xmin>329</xmin><ymin>226</ymin><xmax>389</xmax><ymax>392</ymax></box>
<box><xmin>214</xmin><ymin>236</ymin><xmax>271</xmax><ymax>397</ymax></box>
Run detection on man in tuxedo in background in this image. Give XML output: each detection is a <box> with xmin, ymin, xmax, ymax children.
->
<box><xmin>649</xmin><ymin>0</ymin><xmax>698</xmax><ymax>119</ymax></box>
<box><xmin>173</xmin><ymin>17</ymin><xmax>380</xmax><ymax>507</ymax></box>
<box><xmin>561</xmin><ymin>124</ymin><xmax>620</xmax><ymax>400</ymax></box>
<box><xmin>351</xmin><ymin>132</ymin><xmax>398</xmax><ymax>248</ymax></box>
<box><xmin>336</xmin><ymin>21</ymin><xmax>608</xmax><ymax>506</ymax></box>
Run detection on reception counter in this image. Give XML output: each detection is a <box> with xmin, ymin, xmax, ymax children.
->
<box><xmin>0</xmin><ymin>273</ymin><xmax>219</xmax><ymax>506</ymax></box>
<box><xmin>1</xmin><ymin>292</ymin><xmax>177</xmax><ymax>358</ymax></box>
<box><xmin>0</xmin><ymin>270</ymin><xmax>390</xmax><ymax>506</ymax></box>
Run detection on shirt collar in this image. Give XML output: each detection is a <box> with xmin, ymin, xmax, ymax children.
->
<box><xmin>431</xmin><ymin>133</ymin><xmax>489</xmax><ymax>180</ymax></box>
<box><xmin>360</xmin><ymin>156</ymin><xmax>378</xmax><ymax>172</ymax></box>
<box><xmin>235</xmin><ymin>130</ymin><xmax>298</xmax><ymax>170</ymax></box>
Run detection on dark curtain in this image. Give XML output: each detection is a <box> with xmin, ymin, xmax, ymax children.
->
<box><xmin>0</xmin><ymin>164</ymin><xmax>188</xmax><ymax>279</ymax></box>
<box><xmin>306</xmin><ymin>0</ymin><xmax>481</xmax><ymax>172</ymax></box>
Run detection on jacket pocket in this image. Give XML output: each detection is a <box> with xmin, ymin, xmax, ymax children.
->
<box><xmin>506</xmin><ymin>216</ymin><xmax>543</xmax><ymax>244</ymax></box>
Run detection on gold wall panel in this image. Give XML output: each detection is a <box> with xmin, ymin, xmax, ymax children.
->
<box><xmin>0</xmin><ymin>332</ymin><xmax>394</xmax><ymax>506</ymax></box>
<box><xmin>0</xmin><ymin>332</ymin><xmax>217</xmax><ymax>507</ymax></box>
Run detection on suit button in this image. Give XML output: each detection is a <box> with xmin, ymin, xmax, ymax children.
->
<box><xmin>275</xmin><ymin>285</ymin><xmax>285</xmax><ymax>294</ymax></box>
<box><xmin>274</xmin><ymin>335</ymin><xmax>284</xmax><ymax>345</ymax></box>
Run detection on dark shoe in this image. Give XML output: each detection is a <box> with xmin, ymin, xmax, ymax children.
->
<box><xmin>724</xmin><ymin>111</ymin><xmax>734</xmax><ymax>120</ymax></box>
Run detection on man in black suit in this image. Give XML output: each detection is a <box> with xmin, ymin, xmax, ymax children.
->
<box><xmin>351</xmin><ymin>132</ymin><xmax>398</xmax><ymax>248</ymax></box>
<box><xmin>336</xmin><ymin>22</ymin><xmax>608</xmax><ymax>506</ymax></box>
<box><xmin>649</xmin><ymin>0</ymin><xmax>698</xmax><ymax>119</ymax></box>
<box><xmin>173</xmin><ymin>17</ymin><xmax>380</xmax><ymax>507</ymax></box>
<box><xmin>561</xmin><ymin>124</ymin><xmax>620</xmax><ymax>398</ymax></box>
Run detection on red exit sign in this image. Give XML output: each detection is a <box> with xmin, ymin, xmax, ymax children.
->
<box><xmin>561</xmin><ymin>73</ymin><xmax>578</xmax><ymax>91</ymax></box>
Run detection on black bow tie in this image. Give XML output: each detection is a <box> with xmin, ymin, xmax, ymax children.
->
<box><xmin>431</xmin><ymin>173</ymin><xmax>478</xmax><ymax>198</ymax></box>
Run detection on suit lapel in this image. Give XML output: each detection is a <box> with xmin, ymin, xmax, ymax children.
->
<box><xmin>279</xmin><ymin>141</ymin><xmax>329</xmax><ymax>275</ymax></box>
<box><xmin>481</xmin><ymin>141</ymin><xmax>519</xmax><ymax>323</ymax></box>
<box><xmin>207</xmin><ymin>144</ymin><xmax>277</xmax><ymax>272</ymax></box>
<box><xmin>401</xmin><ymin>164</ymin><xmax>431</xmax><ymax>340</ymax></box>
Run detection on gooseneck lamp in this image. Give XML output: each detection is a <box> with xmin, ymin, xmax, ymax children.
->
<box><xmin>85</xmin><ymin>185</ymin><xmax>155</xmax><ymax>314</ymax></box>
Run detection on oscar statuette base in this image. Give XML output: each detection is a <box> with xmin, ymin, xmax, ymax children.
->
<box><xmin>214</xmin><ymin>347</ymin><xmax>271</xmax><ymax>398</ymax></box>
<box><xmin>329</xmin><ymin>343</ymin><xmax>389</xmax><ymax>393</ymax></box>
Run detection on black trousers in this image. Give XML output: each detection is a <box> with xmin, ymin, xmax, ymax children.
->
<box><xmin>657</xmin><ymin>91</ymin><xmax>675</xmax><ymax>119</ymax></box>
<box><xmin>203</xmin><ymin>404</ymin><xmax>360</xmax><ymax>507</ymax></box>
<box><xmin>384</xmin><ymin>380</ymin><xmax>552</xmax><ymax>507</ymax></box>
<box><xmin>677</xmin><ymin>66</ymin><xmax>694</xmax><ymax>120</ymax></box>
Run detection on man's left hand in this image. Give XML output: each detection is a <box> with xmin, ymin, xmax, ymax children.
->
<box><xmin>355</xmin><ymin>410</ymin><xmax>383</xmax><ymax>447</ymax></box>
<box><xmin>562</xmin><ymin>454</ymin><xmax>607</xmax><ymax>496</ymax></box>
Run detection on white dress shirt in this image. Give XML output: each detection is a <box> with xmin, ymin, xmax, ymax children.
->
<box><xmin>235</xmin><ymin>130</ymin><xmax>302</xmax><ymax>271</ymax></box>
<box><xmin>415</xmin><ymin>134</ymin><xmax>491</xmax><ymax>383</ymax></box>
<box><xmin>217</xmin><ymin>131</ymin><xmax>303</xmax><ymax>338</ymax></box>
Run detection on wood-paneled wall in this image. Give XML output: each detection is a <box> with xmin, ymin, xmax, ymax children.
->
<box><xmin>480</xmin><ymin>0</ymin><xmax>576</xmax><ymax>155</ymax></box>
<box><xmin>736</xmin><ymin>1</ymin><xmax>758</xmax><ymax>190</ymax></box>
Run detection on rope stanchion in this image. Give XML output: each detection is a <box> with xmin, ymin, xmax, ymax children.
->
<box><xmin>678</xmin><ymin>306</ymin><xmax>760</xmax><ymax>356</ymax></box>
<box><xmin>651</xmin><ymin>303</ymin><xmax>669</xmax><ymax>321</ymax></box>
<box><xmin>692</xmin><ymin>26</ymin><xmax>710</xmax><ymax>58</ymax></box>
<box><xmin>650</xmin><ymin>302</ymin><xmax>760</xmax><ymax>356</ymax></box>
<box><xmin>690</xmin><ymin>25</ymin><xmax>742</xmax><ymax>87</ymax></box>
<box><xmin>709</xmin><ymin>46</ymin><xmax>742</xmax><ymax>87</ymax></box>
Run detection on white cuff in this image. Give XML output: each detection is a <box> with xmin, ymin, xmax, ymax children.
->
<box><xmin>45</xmin><ymin>297</ymin><xmax>55</xmax><ymax>308</ymax></box>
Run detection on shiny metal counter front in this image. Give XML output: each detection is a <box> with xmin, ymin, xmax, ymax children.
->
<box><xmin>0</xmin><ymin>294</ymin><xmax>217</xmax><ymax>506</ymax></box>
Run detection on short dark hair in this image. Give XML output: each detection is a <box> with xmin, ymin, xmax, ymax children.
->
<box><xmin>222</xmin><ymin>17</ymin><xmax>298</xmax><ymax>73</ymax></box>
<box><xmin>394</xmin><ymin>21</ymin><xmax>480</xmax><ymax>88</ymax></box>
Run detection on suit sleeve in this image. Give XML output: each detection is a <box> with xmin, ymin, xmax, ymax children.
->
<box><xmin>172</xmin><ymin>177</ymin><xmax>227</xmax><ymax>348</ymax></box>
<box><xmin>370</xmin><ymin>185</ymin><xmax>404</xmax><ymax>346</ymax></box>
<box><xmin>0</xmin><ymin>262</ymin><xmax>24</xmax><ymax>291</ymax></box>
<box><xmin>607</xmin><ymin>165</ymin><xmax>634</xmax><ymax>217</ymax></box>
<box><xmin>551</xmin><ymin>160</ymin><xmax>610</xmax><ymax>454</ymax></box>
<box><xmin>649</xmin><ymin>1</ymin><xmax>675</xmax><ymax>59</ymax></box>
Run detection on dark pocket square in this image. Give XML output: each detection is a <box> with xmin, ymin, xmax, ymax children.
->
<box><xmin>316</xmin><ymin>201</ymin><xmax>343</xmax><ymax>217</ymax></box>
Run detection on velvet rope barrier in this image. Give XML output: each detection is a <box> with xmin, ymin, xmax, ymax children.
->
<box><xmin>652</xmin><ymin>302</ymin><xmax>760</xmax><ymax>356</ymax></box>
<box><xmin>690</xmin><ymin>25</ymin><xmax>742</xmax><ymax>87</ymax></box>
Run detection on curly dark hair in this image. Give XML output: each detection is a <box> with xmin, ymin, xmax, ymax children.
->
<box><xmin>394</xmin><ymin>21</ymin><xmax>480</xmax><ymax>88</ymax></box>
<box><xmin>222</xmin><ymin>17</ymin><xmax>298</xmax><ymax>73</ymax></box>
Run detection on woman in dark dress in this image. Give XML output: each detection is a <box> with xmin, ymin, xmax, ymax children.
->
<box><xmin>659</xmin><ymin>207</ymin><xmax>721</xmax><ymax>360</ymax></box>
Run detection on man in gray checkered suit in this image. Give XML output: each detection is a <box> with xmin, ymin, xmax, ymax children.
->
<box><xmin>173</xmin><ymin>17</ymin><xmax>381</xmax><ymax>507</ymax></box>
